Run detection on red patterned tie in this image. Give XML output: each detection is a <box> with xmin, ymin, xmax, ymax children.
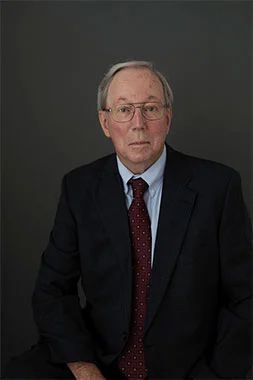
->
<box><xmin>118</xmin><ymin>178</ymin><xmax>152</xmax><ymax>379</ymax></box>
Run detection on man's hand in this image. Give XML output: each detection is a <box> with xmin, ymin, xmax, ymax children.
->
<box><xmin>67</xmin><ymin>361</ymin><xmax>106</xmax><ymax>380</ymax></box>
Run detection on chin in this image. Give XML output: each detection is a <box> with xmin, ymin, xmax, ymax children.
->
<box><xmin>129</xmin><ymin>152</ymin><xmax>151</xmax><ymax>163</ymax></box>
<box><xmin>129</xmin><ymin>145</ymin><xmax>152</xmax><ymax>158</ymax></box>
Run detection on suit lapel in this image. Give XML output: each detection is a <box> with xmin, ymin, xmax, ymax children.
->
<box><xmin>145</xmin><ymin>147</ymin><xmax>197</xmax><ymax>333</ymax></box>
<box><xmin>96</xmin><ymin>155</ymin><xmax>133</xmax><ymax>326</ymax></box>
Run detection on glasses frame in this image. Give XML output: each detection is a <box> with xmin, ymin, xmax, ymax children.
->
<box><xmin>102</xmin><ymin>101</ymin><xmax>169</xmax><ymax>123</ymax></box>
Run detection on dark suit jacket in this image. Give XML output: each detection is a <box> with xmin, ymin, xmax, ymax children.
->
<box><xmin>32</xmin><ymin>145</ymin><xmax>252</xmax><ymax>379</ymax></box>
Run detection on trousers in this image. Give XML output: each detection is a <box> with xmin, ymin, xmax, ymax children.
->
<box><xmin>3</xmin><ymin>340</ymin><xmax>123</xmax><ymax>379</ymax></box>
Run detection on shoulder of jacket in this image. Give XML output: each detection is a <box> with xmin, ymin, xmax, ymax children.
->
<box><xmin>168</xmin><ymin>145</ymin><xmax>240</xmax><ymax>181</ymax></box>
<box><xmin>64</xmin><ymin>153</ymin><xmax>115</xmax><ymax>182</ymax></box>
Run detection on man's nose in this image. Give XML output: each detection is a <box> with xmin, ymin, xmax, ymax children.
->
<box><xmin>131</xmin><ymin>107</ymin><xmax>146</xmax><ymax>128</ymax></box>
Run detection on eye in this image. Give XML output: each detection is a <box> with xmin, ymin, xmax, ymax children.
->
<box><xmin>144</xmin><ymin>104</ymin><xmax>159</xmax><ymax>112</ymax></box>
<box><xmin>117</xmin><ymin>105</ymin><xmax>132</xmax><ymax>113</ymax></box>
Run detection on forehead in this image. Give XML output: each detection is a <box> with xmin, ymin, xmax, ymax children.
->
<box><xmin>106</xmin><ymin>67</ymin><xmax>164</xmax><ymax>105</ymax></box>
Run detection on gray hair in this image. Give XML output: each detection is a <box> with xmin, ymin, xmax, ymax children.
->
<box><xmin>97</xmin><ymin>60</ymin><xmax>174</xmax><ymax>110</ymax></box>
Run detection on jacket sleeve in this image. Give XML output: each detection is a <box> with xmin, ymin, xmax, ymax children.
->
<box><xmin>32</xmin><ymin>174</ymin><xmax>96</xmax><ymax>364</ymax></box>
<box><xmin>189</xmin><ymin>171</ymin><xmax>253</xmax><ymax>379</ymax></box>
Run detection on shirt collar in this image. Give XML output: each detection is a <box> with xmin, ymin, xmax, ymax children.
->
<box><xmin>116</xmin><ymin>145</ymin><xmax>167</xmax><ymax>198</ymax></box>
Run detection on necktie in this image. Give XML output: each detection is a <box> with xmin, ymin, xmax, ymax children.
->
<box><xmin>118</xmin><ymin>178</ymin><xmax>152</xmax><ymax>379</ymax></box>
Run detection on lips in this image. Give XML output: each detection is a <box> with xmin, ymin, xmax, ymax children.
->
<box><xmin>129</xmin><ymin>141</ymin><xmax>149</xmax><ymax>146</ymax></box>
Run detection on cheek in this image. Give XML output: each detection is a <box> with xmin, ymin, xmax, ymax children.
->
<box><xmin>109</xmin><ymin>127</ymin><xmax>128</xmax><ymax>146</ymax></box>
<box><xmin>150</xmin><ymin>126</ymin><xmax>169</xmax><ymax>143</ymax></box>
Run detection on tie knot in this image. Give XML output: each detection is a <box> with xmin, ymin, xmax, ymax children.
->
<box><xmin>128</xmin><ymin>178</ymin><xmax>149</xmax><ymax>199</ymax></box>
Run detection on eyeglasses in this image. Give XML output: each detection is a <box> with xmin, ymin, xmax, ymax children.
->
<box><xmin>103</xmin><ymin>102</ymin><xmax>168</xmax><ymax>122</ymax></box>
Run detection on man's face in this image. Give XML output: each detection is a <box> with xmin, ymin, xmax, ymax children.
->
<box><xmin>99</xmin><ymin>67</ymin><xmax>172</xmax><ymax>174</ymax></box>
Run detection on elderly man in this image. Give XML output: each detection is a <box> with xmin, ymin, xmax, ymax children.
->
<box><xmin>5</xmin><ymin>61</ymin><xmax>252</xmax><ymax>379</ymax></box>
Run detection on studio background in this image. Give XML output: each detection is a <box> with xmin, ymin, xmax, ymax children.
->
<box><xmin>2</xmin><ymin>0</ymin><xmax>252</xmax><ymax>368</ymax></box>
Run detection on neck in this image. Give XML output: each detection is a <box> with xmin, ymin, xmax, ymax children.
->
<box><xmin>118</xmin><ymin>149</ymin><xmax>165</xmax><ymax>175</ymax></box>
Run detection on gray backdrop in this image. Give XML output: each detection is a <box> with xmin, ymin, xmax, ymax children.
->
<box><xmin>2</xmin><ymin>0</ymin><xmax>252</xmax><ymax>368</ymax></box>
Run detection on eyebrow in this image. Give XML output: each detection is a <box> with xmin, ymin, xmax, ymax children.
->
<box><xmin>114</xmin><ymin>95</ymin><xmax>161</xmax><ymax>104</ymax></box>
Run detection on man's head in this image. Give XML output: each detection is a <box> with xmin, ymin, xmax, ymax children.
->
<box><xmin>98</xmin><ymin>61</ymin><xmax>173</xmax><ymax>174</ymax></box>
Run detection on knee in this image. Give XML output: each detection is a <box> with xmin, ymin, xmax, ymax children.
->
<box><xmin>3</xmin><ymin>343</ymin><xmax>74</xmax><ymax>379</ymax></box>
<box><xmin>3</xmin><ymin>345</ymin><xmax>39</xmax><ymax>378</ymax></box>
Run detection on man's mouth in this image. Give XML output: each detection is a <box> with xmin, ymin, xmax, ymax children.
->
<box><xmin>129</xmin><ymin>141</ymin><xmax>149</xmax><ymax>146</ymax></box>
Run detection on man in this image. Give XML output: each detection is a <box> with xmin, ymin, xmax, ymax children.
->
<box><xmin>5</xmin><ymin>61</ymin><xmax>252</xmax><ymax>379</ymax></box>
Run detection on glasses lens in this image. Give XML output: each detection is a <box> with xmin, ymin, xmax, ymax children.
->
<box><xmin>113</xmin><ymin>104</ymin><xmax>134</xmax><ymax>122</ymax></box>
<box><xmin>142</xmin><ymin>102</ymin><xmax>164</xmax><ymax>120</ymax></box>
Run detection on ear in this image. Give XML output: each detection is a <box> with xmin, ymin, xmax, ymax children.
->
<box><xmin>165</xmin><ymin>107</ymin><xmax>173</xmax><ymax>135</ymax></box>
<box><xmin>98</xmin><ymin>110</ymin><xmax>111</xmax><ymax>138</ymax></box>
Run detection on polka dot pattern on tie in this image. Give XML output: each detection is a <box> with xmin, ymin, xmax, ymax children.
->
<box><xmin>118</xmin><ymin>178</ymin><xmax>152</xmax><ymax>380</ymax></box>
